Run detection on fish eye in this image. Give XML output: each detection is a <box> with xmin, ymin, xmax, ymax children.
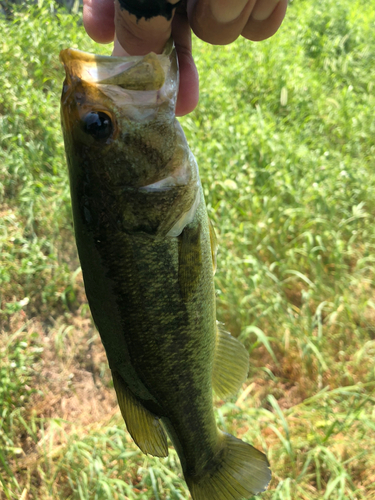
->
<box><xmin>82</xmin><ymin>111</ymin><xmax>113</xmax><ymax>141</ymax></box>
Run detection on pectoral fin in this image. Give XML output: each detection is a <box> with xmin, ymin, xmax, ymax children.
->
<box><xmin>112</xmin><ymin>371</ymin><xmax>168</xmax><ymax>457</ymax></box>
<box><xmin>208</xmin><ymin>218</ymin><xmax>218</xmax><ymax>275</ymax></box>
<box><xmin>166</xmin><ymin>186</ymin><xmax>201</xmax><ymax>238</ymax></box>
<box><xmin>212</xmin><ymin>323</ymin><xmax>249</xmax><ymax>399</ymax></box>
<box><xmin>178</xmin><ymin>223</ymin><xmax>202</xmax><ymax>301</ymax></box>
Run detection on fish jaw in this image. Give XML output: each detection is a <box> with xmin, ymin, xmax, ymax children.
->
<box><xmin>60</xmin><ymin>39</ymin><xmax>177</xmax><ymax>121</ymax></box>
<box><xmin>59</xmin><ymin>38</ymin><xmax>175</xmax><ymax>90</ymax></box>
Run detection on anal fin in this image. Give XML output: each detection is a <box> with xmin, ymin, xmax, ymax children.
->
<box><xmin>112</xmin><ymin>371</ymin><xmax>168</xmax><ymax>458</ymax></box>
<box><xmin>212</xmin><ymin>323</ymin><xmax>249</xmax><ymax>399</ymax></box>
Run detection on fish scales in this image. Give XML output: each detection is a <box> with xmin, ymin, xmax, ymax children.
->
<box><xmin>60</xmin><ymin>41</ymin><xmax>271</xmax><ymax>499</ymax></box>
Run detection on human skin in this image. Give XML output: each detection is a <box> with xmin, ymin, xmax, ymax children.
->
<box><xmin>82</xmin><ymin>0</ymin><xmax>288</xmax><ymax>115</ymax></box>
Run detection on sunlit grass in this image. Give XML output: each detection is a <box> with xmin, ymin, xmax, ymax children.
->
<box><xmin>1</xmin><ymin>0</ymin><xmax>375</xmax><ymax>499</ymax></box>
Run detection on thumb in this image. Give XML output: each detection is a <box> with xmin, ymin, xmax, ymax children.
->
<box><xmin>114</xmin><ymin>0</ymin><xmax>180</xmax><ymax>55</ymax></box>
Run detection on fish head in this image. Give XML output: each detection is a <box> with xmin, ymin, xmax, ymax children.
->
<box><xmin>60</xmin><ymin>41</ymin><xmax>180</xmax><ymax>189</ymax></box>
<box><xmin>60</xmin><ymin>43</ymin><xmax>200</xmax><ymax>237</ymax></box>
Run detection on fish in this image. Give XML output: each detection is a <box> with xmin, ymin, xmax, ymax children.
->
<box><xmin>59</xmin><ymin>40</ymin><xmax>271</xmax><ymax>499</ymax></box>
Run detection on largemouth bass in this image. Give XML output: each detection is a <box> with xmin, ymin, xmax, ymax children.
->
<box><xmin>60</xmin><ymin>41</ymin><xmax>271</xmax><ymax>499</ymax></box>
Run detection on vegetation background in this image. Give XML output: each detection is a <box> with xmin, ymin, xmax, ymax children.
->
<box><xmin>1</xmin><ymin>0</ymin><xmax>375</xmax><ymax>498</ymax></box>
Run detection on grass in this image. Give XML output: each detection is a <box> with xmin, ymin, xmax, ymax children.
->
<box><xmin>1</xmin><ymin>0</ymin><xmax>375</xmax><ymax>498</ymax></box>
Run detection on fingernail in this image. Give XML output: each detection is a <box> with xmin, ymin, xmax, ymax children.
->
<box><xmin>251</xmin><ymin>0</ymin><xmax>279</xmax><ymax>21</ymax></box>
<box><xmin>210</xmin><ymin>0</ymin><xmax>250</xmax><ymax>23</ymax></box>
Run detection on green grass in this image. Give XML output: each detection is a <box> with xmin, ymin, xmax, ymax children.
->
<box><xmin>1</xmin><ymin>0</ymin><xmax>375</xmax><ymax>499</ymax></box>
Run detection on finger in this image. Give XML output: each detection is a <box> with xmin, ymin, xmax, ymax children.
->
<box><xmin>113</xmin><ymin>6</ymin><xmax>198</xmax><ymax>114</ymax></box>
<box><xmin>114</xmin><ymin>0</ymin><xmax>174</xmax><ymax>55</ymax></box>
<box><xmin>241</xmin><ymin>0</ymin><xmax>288</xmax><ymax>41</ymax></box>
<box><xmin>172</xmin><ymin>8</ymin><xmax>199</xmax><ymax>116</ymax></box>
<box><xmin>83</xmin><ymin>0</ymin><xmax>115</xmax><ymax>44</ymax></box>
<box><xmin>187</xmin><ymin>0</ymin><xmax>257</xmax><ymax>45</ymax></box>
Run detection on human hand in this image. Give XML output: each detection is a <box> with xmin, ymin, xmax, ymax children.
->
<box><xmin>83</xmin><ymin>0</ymin><xmax>288</xmax><ymax>116</ymax></box>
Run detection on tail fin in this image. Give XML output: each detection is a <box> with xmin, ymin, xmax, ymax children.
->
<box><xmin>185</xmin><ymin>432</ymin><xmax>271</xmax><ymax>500</ymax></box>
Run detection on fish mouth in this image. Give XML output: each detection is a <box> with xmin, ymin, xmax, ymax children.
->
<box><xmin>59</xmin><ymin>38</ymin><xmax>175</xmax><ymax>92</ymax></box>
